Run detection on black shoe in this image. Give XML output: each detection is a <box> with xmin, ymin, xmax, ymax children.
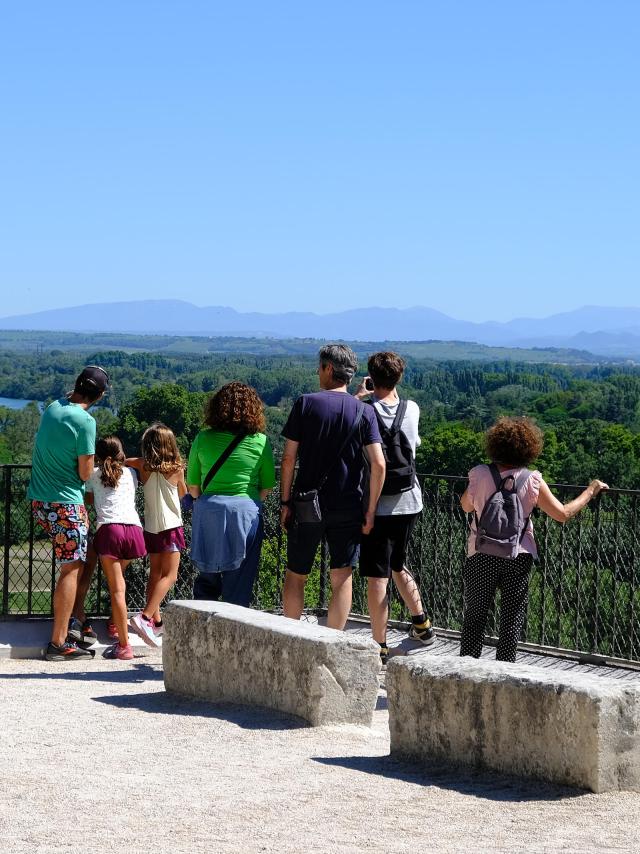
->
<box><xmin>45</xmin><ymin>641</ymin><xmax>94</xmax><ymax>661</ymax></box>
<box><xmin>80</xmin><ymin>620</ymin><xmax>98</xmax><ymax>647</ymax></box>
<box><xmin>408</xmin><ymin>620</ymin><xmax>436</xmax><ymax>646</ymax></box>
<box><xmin>67</xmin><ymin>617</ymin><xmax>83</xmax><ymax>644</ymax></box>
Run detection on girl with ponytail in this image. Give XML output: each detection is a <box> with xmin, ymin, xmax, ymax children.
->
<box><xmin>85</xmin><ymin>436</ymin><xmax>146</xmax><ymax>660</ymax></box>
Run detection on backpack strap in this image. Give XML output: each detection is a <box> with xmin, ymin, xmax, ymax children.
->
<box><xmin>389</xmin><ymin>398</ymin><xmax>408</xmax><ymax>433</ymax></box>
<box><xmin>474</xmin><ymin>463</ymin><xmax>502</xmax><ymax>529</ymax></box>
<box><xmin>201</xmin><ymin>432</ymin><xmax>246</xmax><ymax>492</ymax></box>
<box><xmin>514</xmin><ymin>467</ymin><xmax>532</xmax><ymax>540</ymax></box>
<box><xmin>487</xmin><ymin>462</ymin><xmax>503</xmax><ymax>492</ymax></box>
<box><xmin>371</xmin><ymin>398</ymin><xmax>407</xmax><ymax>436</ymax></box>
<box><xmin>489</xmin><ymin>463</ymin><xmax>531</xmax><ymax>493</ymax></box>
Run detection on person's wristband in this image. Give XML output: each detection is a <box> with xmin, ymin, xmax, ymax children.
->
<box><xmin>280</xmin><ymin>498</ymin><xmax>292</xmax><ymax>507</ymax></box>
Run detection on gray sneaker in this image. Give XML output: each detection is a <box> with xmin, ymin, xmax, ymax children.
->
<box><xmin>67</xmin><ymin>617</ymin><xmax>83</xmax><ymax>644</ymax></box>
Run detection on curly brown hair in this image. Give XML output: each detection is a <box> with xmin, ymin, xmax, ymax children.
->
<box><xmin>485</xmin><ymin>417</ymin><xmax>544</xmax><ymax>467</ymax></box>
<box><xmin>95</xmin><ymin>436</ymin><xmax>125</xmax><ymax>488</ymax></box>
<box><xmin>204</xmin><ymin>382</ymin><xmax>266</xmax><ymax>434</ymax></box>
<box><xmin>141</xmin><ymin>423</ymin><xmax>183</xmax><ymax>474</ymax></box>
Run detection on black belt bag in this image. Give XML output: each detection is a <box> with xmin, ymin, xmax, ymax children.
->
<box><xmin>291</xmin><ymin>403</ymin><xmax>364</xmax><ymax>525</ymax></box>
<box><xmin>292</xmin><ymin>489</ymin><xmax>323</xmax><ymax>524</ymax></box>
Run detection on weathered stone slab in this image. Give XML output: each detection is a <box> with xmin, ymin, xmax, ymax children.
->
<box><xmin>387</xmin><ymin>654</ymin><xmax>640</xmax><ymax>792</ymax></box>
<box><xmin>163</xmin><ymin>601</ymin><xmax>381</xmax><ymax>726</ymax></box>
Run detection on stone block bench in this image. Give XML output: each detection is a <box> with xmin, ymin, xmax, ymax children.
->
<box><xmin>162</xmin><ymin>601</ymin><xmax>381</xmax><ymax>727</ymax></box>
<box><xmin>386</xmin><ymin>654</ymin><xmax>640</xmax><ymax>792</ymax></box>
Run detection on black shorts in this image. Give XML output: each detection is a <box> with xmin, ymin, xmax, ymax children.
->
<box><xmin>358</xmin><ymin>513</ymin><xmax>420</xmax><ymax>578</ymax></box>
<box><xmin>286</xmin><ymin>508</ymin><xmax>362</xmax><ymax>575</ymax></box>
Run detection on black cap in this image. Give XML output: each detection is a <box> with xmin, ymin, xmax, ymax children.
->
<box><xmin>74</xmin><ymin>365</ymin><xmax>109</xmax><ymax>396</ymax></box>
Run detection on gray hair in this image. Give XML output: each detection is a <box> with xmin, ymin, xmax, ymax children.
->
<box><xmin>318</xmin><ymin>343</ymin><xmax>358</xmax><ymax>385</ymax></box>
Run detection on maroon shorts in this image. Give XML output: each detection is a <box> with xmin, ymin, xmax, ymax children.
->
<box><xmin>93</xmin><ymin>524</ymin><xmax>147</xmax><ymax>560</ymax></box>
<box><xmin>143</xmin><ymin>526</ymin><xmax>185</xmax><ymax>554</ymax></box>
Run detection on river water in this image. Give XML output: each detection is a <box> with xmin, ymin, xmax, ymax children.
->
<box><xmin>0</xmin><ymin>397</ymin><xmax>39</xmax><ymax>409</ymax></box>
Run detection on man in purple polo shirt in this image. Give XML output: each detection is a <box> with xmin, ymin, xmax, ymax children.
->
<box><xmin>279</xmin><ymin>344</ymin><xmax>385</xmax><ymax>630</ymax></box>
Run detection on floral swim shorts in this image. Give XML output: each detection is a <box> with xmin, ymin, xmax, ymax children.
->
<box><xmin>32</xmin><ymin>501</ymin><xmax>89</xmax><ymax>564</ymax></box>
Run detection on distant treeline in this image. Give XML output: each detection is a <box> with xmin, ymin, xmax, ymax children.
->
<box><xmin>1</xmin><ymin>348</ymin><xmax>640</xmax><ymax>487</ymax></box>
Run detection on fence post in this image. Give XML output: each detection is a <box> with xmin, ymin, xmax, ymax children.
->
<box><xmin>2</xmin><ymin>467</ymin><xmax>11</xmax><ymax>615</ymax></box>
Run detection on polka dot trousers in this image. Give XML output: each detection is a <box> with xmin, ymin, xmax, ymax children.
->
<box><xmin>460</xmin><ymin>552</ymin><xmax>534</xmax><ymax>663</ymax></box>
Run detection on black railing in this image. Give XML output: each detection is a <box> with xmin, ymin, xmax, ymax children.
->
<box><xmin>2</xmin><ymin>464</ymin><xmax>640</xmax><ymax>662</ymax></box>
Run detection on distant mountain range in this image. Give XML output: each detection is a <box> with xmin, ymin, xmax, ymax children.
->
<box><xmin>1</xmin><ymin>300</ymin><xmax>640</xmax><ymax>358</ymax></box>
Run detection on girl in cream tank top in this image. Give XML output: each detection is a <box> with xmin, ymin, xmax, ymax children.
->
<box><xmin>143</xmin><ymin>471</ymin><xmax>182</xmax><ymax>534</ymax></box>
<box><xmin>125</xmin><ymin>423</ymin><xmax>187</xmax><ymax>647</ymax></box>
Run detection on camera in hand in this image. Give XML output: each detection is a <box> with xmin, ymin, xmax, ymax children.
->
<box><xmin>365</xmin><ymin>377</ymin><xmax>374</xmax><ymax>391</ymax></box>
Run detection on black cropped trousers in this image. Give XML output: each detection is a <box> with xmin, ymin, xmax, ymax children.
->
<box><xmin>460</xmin><ymin>551</ymin><xmax>534</xmax><ymax>663</ymax></box>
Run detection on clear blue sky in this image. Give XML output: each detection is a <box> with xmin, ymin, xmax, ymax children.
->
<box><xmin>1</xmin><ymin>1</ymin><xmax>638</xmax><ymax>322</ymax></box>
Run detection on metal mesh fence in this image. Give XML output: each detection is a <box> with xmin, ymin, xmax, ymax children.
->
<box><xmin>3</xmin><ymin>465</ymin><xmax>640</xmax><ymax>661</ymax></box>
<box><xmin>0</xmin><ymin>465</ymin><xmax>326</xmax><ymax>621</ymax></box>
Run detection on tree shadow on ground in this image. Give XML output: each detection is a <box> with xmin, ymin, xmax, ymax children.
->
<box><xmin>0</xmin><ymin>662</ymin><xmax>163</xmax><ymax>684</ymax></box>
<box><xmin>312</xmin><ymin>755</ymin><xmax>586</xmax><ymax>803</ymax></box>
<box><xmin>93</xmin><ymin>690</ymin><xmax>307</xmax><ymax>731</ymax></box>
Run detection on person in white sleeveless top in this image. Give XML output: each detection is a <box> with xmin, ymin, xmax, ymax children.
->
<box><xmin>354</xmin><ymin>351</ymin><xmax>435</xmax><ymax>665</ymax></box>
<box><xmin>459</xmin><ymin>416</ymin><xmax>607</xmax><ymax>662</ymax></box>
<box><xmin>126</xmin><ymin>423</ymin><xmax>187</xmax><ymax>646</ymax></box>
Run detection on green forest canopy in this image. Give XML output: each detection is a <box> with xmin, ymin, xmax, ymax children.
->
<box><xmin>1</xmin><ymin>348</ymin><xmax>640</xmax><ymax>487</ymax></box>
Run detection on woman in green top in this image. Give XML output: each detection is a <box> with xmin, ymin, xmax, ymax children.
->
<box><xmin>186</xmin><ymin>382</ymin><xmax>276</xmax><ymax>606</ymax></box>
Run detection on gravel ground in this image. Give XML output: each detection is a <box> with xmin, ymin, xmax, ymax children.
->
<box><xmin>1</xmin><ymin>651</ymin><xmax>639</xmax><ymax>854</ymax></box>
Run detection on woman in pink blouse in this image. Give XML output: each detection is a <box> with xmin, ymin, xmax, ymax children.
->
<box><xmin>459</xmin><ymin>417</ymin><xmax>607</xmax><ymax>662</ymax></box>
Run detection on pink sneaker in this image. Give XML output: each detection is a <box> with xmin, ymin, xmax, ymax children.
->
<box><xmin>153</xmin><ymin>620</ymin><xmax>164</xmax><ymax>639</ymax></box>
<box><xmin>104</xmin><ymin>642</ymin><xmax>134</xmax><ymax>661</ymax></box>
<box><xmin>107</xmin><ymin>622</ymin><xmax>119</xmax><ymax>641</ymax></box>
<box><xmin>129</xmin><ymin>612</ymin><xmax>160</xmax><ymax>647</ymax></box>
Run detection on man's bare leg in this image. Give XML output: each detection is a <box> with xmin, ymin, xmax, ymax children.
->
<box><xmin>72</xmin><ymin>545</ymin><xmax>98</xmax><ymax>623</ymax></box>
<box><xmin>367</xmin><ymin>577</ymin><xmax>390</xmax><ymax>644</ymax></box>
<box><xmin>51</xmin><ymin>561</ymin><xmax>83</xmax><ymax>646</ymax></box>
<box><xmin>326</xmin><ymin>567</ymin><xmax>352</xmax><ymax>630</ymax></box>
<box><xmin>391</xmin><ymin>566</ymin><xmax>424</xmax><ymax>616</ymax></box>
<box><xmin>392</xmin><ymin>566</ymin><xmax>435</xmax><ymax>644</ymax></box>
<box><xmin>283</xmin><ymin>569</ymin><xmax>306</xmax><ymax>620</ymax></box>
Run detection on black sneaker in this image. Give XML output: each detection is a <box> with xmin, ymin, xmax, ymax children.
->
<box><xmin>80</xmin><ymin>620</ymin><xmax>98</xmax><ymax>647</ymax></box>
<box><xmin>45</xmin><ymin>641</ymin><xmax>94</xmax><ymax>661</ymax></box>
<box><xmin>408</xmin><ymin>620</ymin><xmax>436</xmax><ymax>646</ymax></box>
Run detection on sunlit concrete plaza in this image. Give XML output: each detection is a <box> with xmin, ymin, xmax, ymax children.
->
<box><xmin>2</xmin><ymin>625</ymin><xmax>640</xmax><ymax>854</ymax></box>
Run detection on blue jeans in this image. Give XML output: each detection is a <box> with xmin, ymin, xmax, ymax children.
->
<box><xmin>192</xmin><ymin>512</ymin><xmax>264</xmax><ymax>607</ymax></box>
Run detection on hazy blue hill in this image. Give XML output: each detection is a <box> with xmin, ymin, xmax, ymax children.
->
<box><xmin>496</xmin><ymin>306</ymin><xmax>640</xmax><ymax>340</ymax></box>
<box><xmin>0</xmin><ymin>300</ymin><xmax>479</xmax><ymax>340</ymax></box>
<box><xmin>2</xmin><ymin>299</ymin><xmax>640</xmax><ymax>355</ymax></box>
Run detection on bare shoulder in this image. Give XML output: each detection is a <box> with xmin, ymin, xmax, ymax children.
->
<box><xmin>165</xmin><ymin>468</ymin><xmax>185</xmax><ymax>485</ymax></box>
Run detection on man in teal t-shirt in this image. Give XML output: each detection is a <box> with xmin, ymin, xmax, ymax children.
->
<box><xmin>28</xmin><ymin>366</ymin><xmax>108</xmax><ymax>661</ymax></box>
<box><xmin>29</xmin><ymin>399</ymin><xmax>97</xmax><ymax>504</ymax></box>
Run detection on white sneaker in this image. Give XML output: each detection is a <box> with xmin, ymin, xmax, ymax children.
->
<box><xmin>129</xmin><ymin>612</ymin><xmax>160</xmax><ymax>647</ymax></box>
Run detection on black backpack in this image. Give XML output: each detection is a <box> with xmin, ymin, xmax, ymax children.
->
<box><xmin>371</xmin><ymin>399</ymin><xmax>416</xmax><ymax>496</ymax></box>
